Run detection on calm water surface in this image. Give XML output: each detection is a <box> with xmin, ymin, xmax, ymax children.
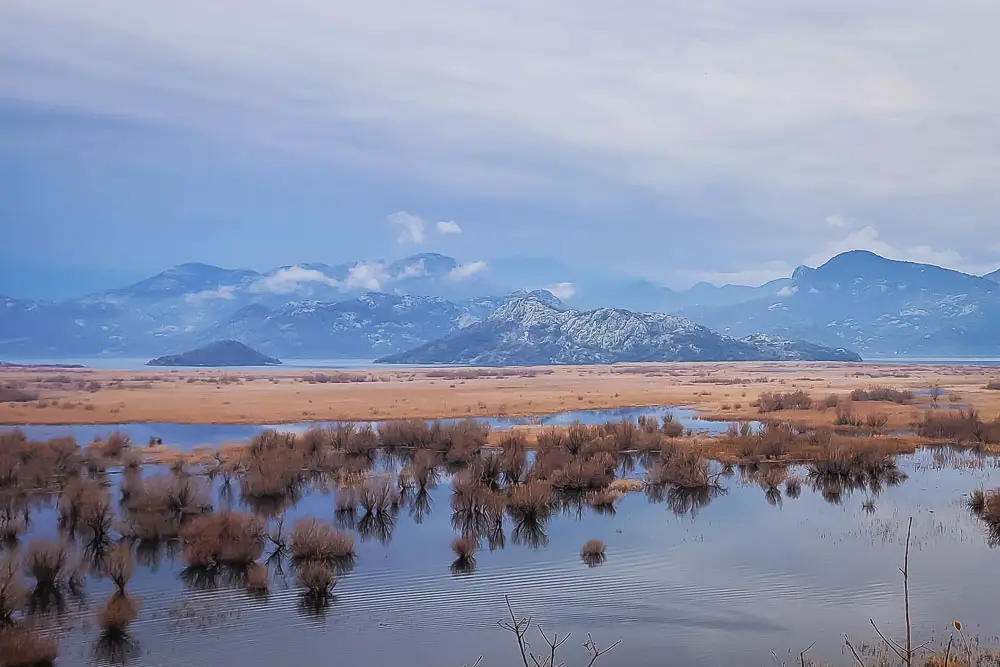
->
<box><xmin>14</xmin><ymin>406</ymin><xmax>747</xmax><ymax>449</ymax></box>
<box><xmin>9</xmin><ymin>448</ymin><xmax>1000</xmax><ymax>667</ymax></box>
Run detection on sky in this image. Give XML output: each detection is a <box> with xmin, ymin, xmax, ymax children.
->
<box><xmin>2</xmin><ymin>0</ymin><xmax>999</xmax><ymax>299</ymax></box>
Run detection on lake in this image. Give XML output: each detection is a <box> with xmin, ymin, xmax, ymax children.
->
<box><xmin>4</xmin><ymin>440</ymin><xmax>999</xmax><ymax>667</ymax></box>
<box><xmin>13</xmin><ymin>406</ymin><xmax>749</xmax><ymax>449</ymax></box>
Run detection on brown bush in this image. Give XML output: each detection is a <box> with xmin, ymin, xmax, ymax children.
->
<box><xmin>506</xmin><ymin>482</ymin><xmax>554</xmax><ymax>522</ymax></box>
<box><xmin>180</xmin><ymin>513</ymin><xmax>265</xmax><ymax>568</ymax></box>
<box><xmin>359</xmin><ymin>478</ymin><xmax>399</xmax><ymax>516</ymax></box>
<box><xmin>297</xmin><ymin>562</ymin><xmax>336</xmax><ymax>600</ymax></box>
<box><xmin>105</xmin><ymin>544</ymin><xmax>135</xmax><ymax>595</ymax></box>
<box><xmin>0</xmin><ymin>626</ymin><xmax>58</xmax><ymax>666</ymax></box>
<box><xmin>917</xmin><ymin>410</ymin><xmax>1000</xmax><ymax>444</ymax></box>
<box><xmin>580</xmin><ymin>539</ymin><xmax>607</xmax><ymax>567</ymax></box>
<box><xmin>97</xmin><ymin>593</ymin><xmax>139</xmax><ymax>633</ymax></box>
<box><xmin>451</xmin><ymin>536</ymin><xmax>478</xmax><ymax>560</ymax></box>
<box><xmin>646</xmin><ymin>451</ymin><xmax>710</xmax><ymax>490</ymax></box>
<box><xmin>850</xmin><ymin>386</ymin><xmax>913</xmax><ymax>404</ymax></box>
<box><xmin>125</xmin><ymin>474</ymin><xmax>212</xmax><ymax>515</ymax></box>
<box><xmin>0</xmin><ymin>386</ymin><xmax>38</xmax><ymax>403</ymax></box>
<box><xmin>378</xmin><ymin>419</ymin><xmax>434</xmax><ymax>449</ymax></box>
<box><xmin>755</xmin><ymin>390</ymin><xmax>812</xmax><ymax>413</ymax></box>
<box><xmin>245</xmin><ymin>562</ymin><xmax>269</xmax><ymax>594</ymax></box>
<box><xmin>660</xmin><ymin>415</ymin><xmax>684</xmax><ymax>438</ymax></box>
<box><xmin>289</xmin><ymin>518</ymin><xmax>354</xmax><ymax>564</ymax></box>
<box><xmin>0</xmin><ymin>556</ymin><xmax>24</xmax><ymax>627</ymax></box>
<box><xmin>24</xmin><ymin>540</ymin><xmax>68</xmax><ymax>592</ymax></box>
<box><xmin>986</xmin><ymin>380</ymin><xmax>1000</xmax><ymax>391</ymax></box>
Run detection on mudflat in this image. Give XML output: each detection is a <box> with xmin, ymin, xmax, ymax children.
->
<box><xmin>3</xmin><ymin>362</ymin><xmax>1000</xmax><ymax>426</ymax></box>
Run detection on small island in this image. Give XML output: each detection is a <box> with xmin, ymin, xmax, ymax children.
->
<box><xmin>146</xmin><ymin>340</ymin><xmax>282</xmax><ymax>367</ymax></box>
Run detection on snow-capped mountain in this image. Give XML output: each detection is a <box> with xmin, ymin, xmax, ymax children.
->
<box><xmin>376</xmin><ymin>296</ymin><xmax>862</xmax><ymax>365</ymax></box>
<box><xmin>681</xmin><ymin>251</ymin><xmax>1000</xmax><ymax>356</ymax></box>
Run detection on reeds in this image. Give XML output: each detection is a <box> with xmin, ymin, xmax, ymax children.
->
<box><xmin>917</xmin><ymin>410</ymin><xmax>1000</xmax><ymax>445</ymax></box>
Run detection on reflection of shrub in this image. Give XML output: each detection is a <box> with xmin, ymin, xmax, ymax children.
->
<box><xmin>0</xmin><ymin>556</ymin><xmax>25</xmax><ymax>626</ymax></box>
<box><xmin>106</xmin><ymin>544</ymin><xmax>135</xmax><ymax>595</ymax></box>
<box><xmin>246</xmin><ymin>563</ymin><xmax>269</xmax><ymax>594</ymax></box>
<box><xmin>25</xmin><ymin>540</ymin><xmax>68</xmax><ymax>593</ymax></box>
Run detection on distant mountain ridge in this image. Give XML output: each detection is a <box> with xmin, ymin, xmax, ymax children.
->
<box><xmin>147</xmin><ymin>340</ymin><xmax>281</xmax><ymax>367</ymax></box>
<box><xmin>4</xmin><ymin>250</ymin><xmax>1000</xmax><ymax>359</ymax></box>
<box><xmin>377</xmin><ymin>296</ymin><xmax>862</xmax><ymax>365</ymax></box>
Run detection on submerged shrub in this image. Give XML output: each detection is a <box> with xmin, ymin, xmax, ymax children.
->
<box><xmin>245</xmin><ymin>563</ymin><xmax>269</xmax><ymax>594</ymax></box>
<box><xmin>580</xmin><ymin>539</ymin><xmax>607</xmax><ymax>567</ymax></box>
<box><xmin>289</xmin><ymin>519</ymin><xmax>354</xmax><ymax>564</ymax></box>
<box><xmin>0</xmin><ymin>625</ymin><xmax>58</xmax><ymax>667</ymax></box>
<box><xmin>180</xmin><ymin>513</ymin><xmax>266</xmax><ymax>568</ymax></box>
<box><xmin>0</xmin><ymin>557</ymin><xmax>25</xmax><ymax>627</ymax></box>
<box><xmin>97</xmin><ymin>593</ymin><xmax>139</xmax><ymax>633</ymax></box>
<box><xmin>105</xmin><ymin>544</ymin><xmax>135</xmax><ymax>595</ymax></box>
<box><xmin>450</xmin><ymin>536</ymin><xmax>478</xmax><ymax>574</ymax></box>
<box><xmin>25</xmin><ymin>540</ymin><xmax>68</xmax><ymax>593</ymax></box>
<box><xmin>297</xmin><ymin>562</ymin><xmax>336</xmax><ymax>601</ymax></box>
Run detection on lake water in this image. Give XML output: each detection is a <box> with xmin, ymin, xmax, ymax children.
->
<box><xmin>12</xmin><ymin>447</ymin><xmax>1000</xmax><ymax>667</ymax></box>
<box><xmin>13</xmin><ymin>406</ymin><xmax>748</xmax><ymax>449</ymax></box>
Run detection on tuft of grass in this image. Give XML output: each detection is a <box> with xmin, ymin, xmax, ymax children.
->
<box><xmin>580</xmin><ymin>539</ymin><xmax>607</xmax><ymax>567</ymax></box>
<box><xmin>450</xmin><ymin>536</ymin><xmax>478</xmax><ymax>573</ymax></box>
<box><xmin>968</xmin><ymin>488</ymin><xmax>987</xmax><ymax>516</ymax></box>
<box><xmin>97</xmin><ymin>593</ymin><xmax>139</xmax><ymax>633</ymax></box>
<box><xmin>297</xmin><ymin>562</ymin><xmax>337</xmax><ymax>601</ymax></box>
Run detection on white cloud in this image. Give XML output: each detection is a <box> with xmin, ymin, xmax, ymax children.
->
<box><xmin>394</xmin><ymin>259</ymin><xmax>426</xmax><ymax>280</ymax></box>
<box><xmin>802</xmin><ymin>225</ymin><xmax>981</xmax><ymax>271</ymax></box>
<box><xmin>388</xmin><ymin>211</ymin><xmax>426</xmax><ymax>244</ymax></box>
<box><xmin>436</xmin><ymin>220</ymin><xmax>462</xmax><ymax>234</ymax></box>
<box><xmin>183</xmin><ymin>285</ymin><xmax>237</xmax><ymax>302</ymax></box>
<box><xmin>344</xmin><ymin>262</ymin><xmax>389</xmax><ymax>291</ymax></box>
<box><xmin>251</xmin><ymin>266</ymin><xmax>339</xmax><ymax>294</ymax></box>
<box><xmin>776</xmin><ymin>285</ymin><xmax>798</xmax><ymax>297</ymax></box>
<box><xmin>544</xmin><ymin>282</ymin><xmax>575</xmax><ymax>300</ymax></box>
<box><xmin>449</xmin><ymin>260</ymin><xmax>488</xmax><ymax>280</ymax></box>
<box><xmin>825</xmin><ymin>214</ymin><xmax>848</xmax><ymax>228</ymax></box>
<box><xmin>670</xmin><ymin>261</ymin><xmax>795</xmax><ymax>288</ymax></box>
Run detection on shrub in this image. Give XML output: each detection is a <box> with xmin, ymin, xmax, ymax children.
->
<box><xmin>660</xmin><ymin>415</ymin><xmax>684</xmax><ymax>438</ymax></box>
<box><xmin>289</xmin><ymin>519</ymin><xmax>354</xmax><ymax>564</ymax></box>
<box><xmin>24</xmin><ymin>540</ymin><xmax>68</xmax><ymax>593</ymax></box>
<box><xmin>245</xmin><ymin>563</ymin><xmax>269</xmax><ymax>594</ymax></box>
<box><xmin>97</xmin><ymin>593</ymin><xmax>139</xmax><ymax>633</ymax></box>
<box><xmin>646</xmin><ymin>451</ymin><xmax>710</xmax><ymax>490</ymax></box>
<box><xmin>297</xmin><ymin>562</ymin><xmax>336</xmax><ymax>600</ymax></box>
<box><xmin>968</xmin><ymin>488</ymin><xmax>987</xmax><ymax>516</ymax></box>
<box><xmin>451</xmin><ymin>537</ymin><xmax>477</xmax><ymax>562</ymax></box>
<box><xmin>755</xmin><ymin>391</ymin><xmax>812</xmax><ymax>413</ymax></box>
<box><xmin>0</xmin><ymin>626</ymin><xmax>58</xmax><ymax>666</ymax></box>
<box><xmin>986</xmin><ymin>380</ymin><xmax>1000</xmax><ymax>391</ymax></box>
<box><xmin>834</xmin><ymin>409</ymin><xmax>866</xmax><ymax>428</ymax></box>
<box><xmin>359</xmin><ymin>478</ymin><xmax>398</xmax><ymax>517</ymax></box>
<box><xmin>180</xmin><ymin>513</ymin><xmax>265</xmax><ymax>568</ymax></box>
<box><xmin>105</xmin><ymin>544</ymin><xmax>135</xmax><ymax>595</ymax></box>
<box><xmin>506</xmin><ymin>482</ymin><xmax>554</xmax><ymax>522</ymax></box>
<box><xmin>917</xmin><ymin>410</ymin><xmax>1000</xmax><ymax>444</ymax></box>
<box><xmin>126</xmin><ymin>474</ymin><xmax>212</xmax><ymax>515</ymax></box>
<box><xmin>821</xmin><ymin>394</ymin><xmax>840</xmax><ymax>409</ymax></box>
<box><xmin>850</xmin><ymin>386</ymin><xmax>913</xmax><ymax>404</ymax></box>
<box><xmin>0</xmin><ymin>557</ymin><xmax>24</xmax><ymax>627</ymax></box>
<box><xmin>580</xmin><ymin>539</ymin><xmax>606</xmax><ymax>567</ymax></box>
<box><xmin>0</xmin><ymin>386</ymin><xmax>39</xmax><ymax>403</ymax></box>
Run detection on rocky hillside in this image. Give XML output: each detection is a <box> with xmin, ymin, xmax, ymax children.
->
<box><xmin>377</xmin><ymin>296</ymin><xmax>861</xmax><ymax>365</ymax></box>
<box><xmin>147</xmin><ymin>341</ymin><xmax>282</xmax><ymax>367</ymax></box>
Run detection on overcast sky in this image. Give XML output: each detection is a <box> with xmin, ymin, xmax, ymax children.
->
<box><xmin>2</xmin><ymin>0</ymin><xmax>999</xmax><ymax>297</ymax></box>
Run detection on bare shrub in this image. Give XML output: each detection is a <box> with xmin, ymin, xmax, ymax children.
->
<box><xmin>0</xmin><ymin>626</ymin><xmax>58</xmax><ymax>666</ymax></box>
<box><xmin>289</xmin><ymin>519</ymin><xmax>354</xmax><ymax>564</ymax></box>
<box><xmin>506</xmin><ymin>482</ymin><xmax>554</xmax><ymax>522</ymax></box>
<box><xmin>97</xmin><ymin>593</ymin><xmax>139</xmax><ymax>633</ymax></box>
<box><xmin>834</xmin><ymin>409</ymin><xmax>866</xmax><ymax>428</ymax></box>
<box><xmin>297</xmin><ymin>562</ymin><xmax>336</xmax><ymax>601</ymax></box>
<box><xmin>580</xmin><ymin>539</ymin><xmax>607</xmax><ymax>567</ymax></box>
<box><xmin>0</xmin><ymin>556</ymin><xmax>24</xmax><ymax>627</ymax></box>
<box><xmin>125</xmin><ymin>474</ymin><xmax>212</xmax><ymax>515</ymax></box>
<box><xmin>986</xmin><ymin>380</ymin><xmax>1000</xmax><ymax>391</ymax></box>
<box><xmin>0</xmin><ymin>386</ymin><xmax>39</xmax><ymax>403</ymax></box>
<box><xmin>25</xmin><ymin>540</ymin><xmax>68</xmax><ymax>593</ymax></box>
<box><xmin>105</xmin><ymin>544</ymin><xmax>135</xmax><ymax>595</ymax></box>
<box><xmin>917</xmin><ymin>410</ymin><xmax>1000</xmax><ymax>444</ymax></box>
<box><xmin>646</xmin><ymin>451</ymin><xmax>711</xmax><ymax>490</ymax></box>
<box><xmin>246</xmin><ymin>563</ymin><xmax>269</xmax><ymax>594</ymax></box>
<box><xmin>180</xmin><ymin>513</ymin><xmax>265</xmax><ymax>568</ymax></box>
<box><xmin>754</xmin><ymin>390</ymin><xmax>812</xmax><ymax>413</ymax></box>
<box><xmin>968</xmin><ymin>488</ymin><xmax>987</xmax><ymax>516</ymax></box>
<box><xmin>451</xmin><ymin>536</ymin><xmax>478</xmax><ymax>573</ymax></box>
<box><xmin>850</xmin><ymin>386</ymin><xmax>913</xmax><ymax>404</ymax></box>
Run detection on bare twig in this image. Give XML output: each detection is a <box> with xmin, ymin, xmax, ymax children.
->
<box><xmin>844</xmin><ymin>634</ymin><xmax>868</xmax><ymax>667</ymax></box>
<box><xmin>942</xmin><ymin>635</ymin><xmax>953</xmax><ymax>667</ymax></box>
<box><xmin>799</xmin><ymin>641</ymin><xmax>816</xmax><ymax>667</ymax></box>
<box><xmin>903</xmin><ymin>516</ymin><xmax>913</xmax><ymax>665</ymax></box>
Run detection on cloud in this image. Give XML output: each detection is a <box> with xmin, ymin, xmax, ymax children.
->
<box><xmin>251</xmin><ymin>266</ymin><xmax>339</xmax><ymax>294</ymax></box>
<box><xmin>802</xmin><ymin>225</ymin><xmax>981</xmax><ymax>271</ymax></box>
<box><xmin>544</xmin><ymin>282</ymin><xmax>575</xmax><ymax>300</ymax></box>
<box><xmin>344</xmin><ymin>261</ymin><xmax>389</xmax><ymax>291</ymax></box>
<box><xmin>776</xmin><ymin>285</ymin><xmax>798</xmax><ymax>297</ymax></box>
<box><xmin>394</xmin><ymin>259</ymin><xmax>426</xmax><ymax>279</ymax></box>
<box><xmin>183</xmin><ymin>285</ymin><xmax>237</xmax><ymax>303</ymax></box>
<box><xmin>436</xmin><ymin>220</ymin><xmax>462</xmax><ymax>234</ymax></box>
<box><xmin>449</xmin><ymin>260</ymin><xmax>487</xmax><ymax>280</ymax></box>
<box><xmin>825</xmin><ymin>214</ymin><xmax>848</xmax><ymax>228</ymax></box>
<box><xmin>388</xmin><ymin>211</ymin><xmax>425</xmax><ymax>244</ymax></box>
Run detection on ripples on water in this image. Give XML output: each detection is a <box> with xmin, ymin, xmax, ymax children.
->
<box><xmin>7</xmin><ymin>446</ymin><xmax>1000</xmax><ymax>667</ymax></box>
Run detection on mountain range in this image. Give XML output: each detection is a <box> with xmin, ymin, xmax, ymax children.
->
<box><xmin>2</xmin><ymin>250</ymin><xmax>1000</xmax><ymax>360</ymax></box>
<box><xmin>377</xmin><ymin>296</ymin><xmax>861</xmax><ymax>365</ymax></box>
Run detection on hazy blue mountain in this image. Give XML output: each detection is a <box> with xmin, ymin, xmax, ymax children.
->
<box><xmin>147</xmin><ymin>340</ymin><xmax>281</xmax><ymax>367</ymax></box>
<box><xmin>209</xmin><ymin>292</ymin><xmax>517</xmax><ymax>358</ymax></box>
<box><xmin>377</xmin><ymin>296</ymin><xmax>861</xmax><ymax>365</ymax></box>
<box><xmin>682</xmin><ymin>250</ymin><xmax>1000</xmax><ymax>356</ymax></box>
<box><xmin>984</xmin><ymin>269</ymin><xmax>1000</xmax><ymax>284</ymax></box>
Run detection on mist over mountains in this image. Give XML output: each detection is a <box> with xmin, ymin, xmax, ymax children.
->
<box><xmin>3</xmin><ymin>250</ymin><xmax>1000</xmax><ymax>361</ymax></box>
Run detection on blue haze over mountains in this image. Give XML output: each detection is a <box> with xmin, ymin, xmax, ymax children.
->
<box><xmin>2</xmin><ymin>250</ymin><xmax>1000</xmax><ymax>362</ymax></box>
